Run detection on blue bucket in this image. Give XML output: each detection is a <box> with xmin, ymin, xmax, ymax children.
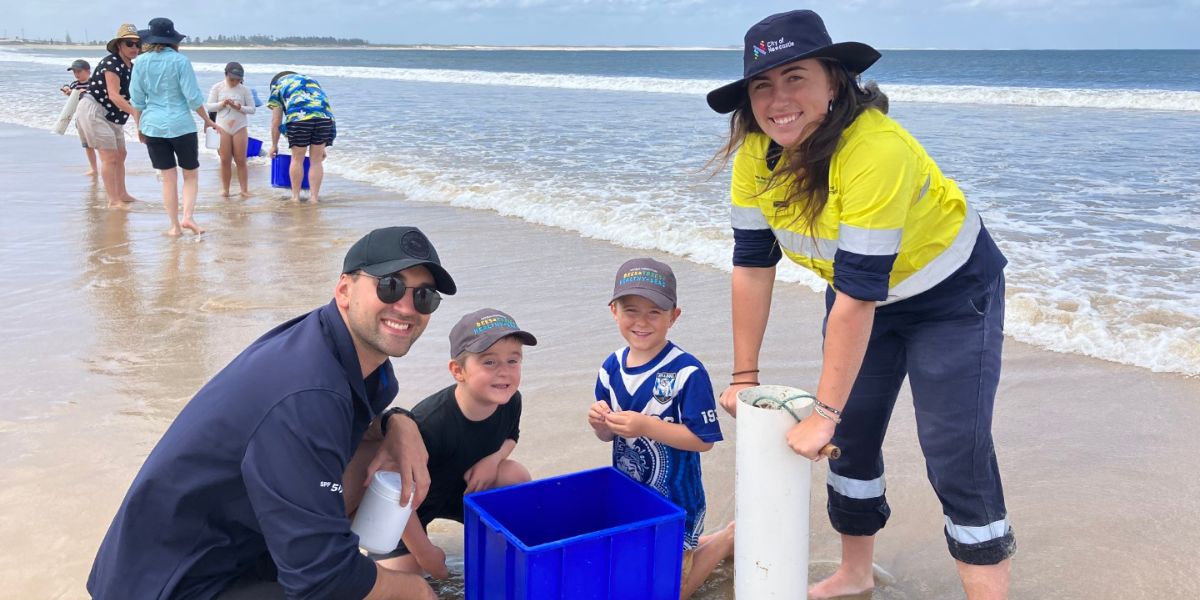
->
<box><xmin>271</xmin><ymin>155</ymin><xmax>310</xmax><ymax>189</ymax></box>
<box><xmin>246</xmin><ymin>137</ymin><xmax>263</xmax><ymax>158</ymax></box>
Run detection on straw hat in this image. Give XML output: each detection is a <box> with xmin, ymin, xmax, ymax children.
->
<box><xmin>106</xmin><ymin>23</ymin><xmax>140</xmax><ymax>54</ymax></box>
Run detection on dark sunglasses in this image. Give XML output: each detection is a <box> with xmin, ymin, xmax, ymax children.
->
<box><xmin>121</xmin><ymin>40</ymin><xmax>140</xmax><ymax>48</ymax></box>
<box><xmin>359</xmin><ymin>272</ymin><xmax>442</xmax><ymax>314</ymax></box>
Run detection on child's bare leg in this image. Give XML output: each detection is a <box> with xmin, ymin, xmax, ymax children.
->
<box><xmin>308</xmin><ymin>144</ymin><xmax>326</xmax><ymax>203</ymax></box>
<box><xmin>957</xmin><ymin>559</ymin><xmax>1010</xmax><ymax>600</ymax></box>
<box><xmin>84</xmin><ymin>147</ymin><xmax>97</xmax><ymax>176</ymax></box>
<box><xmin>375</xmin><ymin>553</ymin><xmax>423</xmax><ymax>575</ymax></box>
<box><xmin>232</xmin><ymin>130</ymin><xmax>250</xmax><ymax>196</ymax></box>
<box><xmin>494</xmin><ymin>459</ymin><xmax>531</xmax><ymax>488</ymax></box>
<box><xmin>218</xmin><ymin>134</ymin><xmax>233</xmax><ymax>197</ymax></box>
<box><xmin>680</xmin><ymin>521</ymin><xmax>735</xmax><ymax>599</ymax></box>
<box><xmin>289</xmin><ymin>146</ymin><xmax>305</xmax><ymax>202</ymax></box>
<box><xmin>160</xmin><ymin>167</ymin><xmax>181</xmax><ymax>236</ymax></box>
<box><xmin>180</xmin><ymin>167</ymin><xmax>204</xmax><ymax>235</ymax></box>
<box><xmin>809</xmin><ymin>534</ymin><xmax>876</xmax><ymax>599</ymax></box>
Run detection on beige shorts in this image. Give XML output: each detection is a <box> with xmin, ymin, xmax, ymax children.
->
<box><xmin>75</xmin><ymin>95</ymin><xmax>125</xmax><ymax>151</ymax></box>
<box><xmin>681</xmin><ymin>549</ymin><xmax>695</xmax><ymax>583</ymax></box>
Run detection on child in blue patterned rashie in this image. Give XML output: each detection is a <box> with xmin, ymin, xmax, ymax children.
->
<box><xmin>589</xmin><ymin>257</ymin><xmax>735</xmax><ymax>599</ymax></box>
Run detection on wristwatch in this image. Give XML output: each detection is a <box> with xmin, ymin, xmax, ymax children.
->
<box><xmin>379</xmin><ymin>406</ymin><xmax>415</xmax><ymax>438</ymax></box>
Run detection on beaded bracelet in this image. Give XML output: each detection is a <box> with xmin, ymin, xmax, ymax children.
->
<box><xmin>731</xmin><ymin>369</ymin><xmax>760</xmax><ymax>377</ymax></box>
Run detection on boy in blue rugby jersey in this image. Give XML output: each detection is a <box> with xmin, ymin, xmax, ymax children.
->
<box><xmin>589</xmin><ymin>258</ymin><xmax>735</xmax><ymax>599</ymax></box>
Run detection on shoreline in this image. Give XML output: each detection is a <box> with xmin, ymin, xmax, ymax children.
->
<box><xmin>1</xmin><ymin>122</ymin><xmax>1198</xmax><ymax>599</ymax></box>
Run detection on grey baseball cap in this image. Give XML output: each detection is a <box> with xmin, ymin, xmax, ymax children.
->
<box><xmin>342</xmin><ymin>226</ymin><xmax>456</xmax><ymax>294</ymax></box>
<box><xmin>224</xmin><ymin>61</ymin><xmax>244</xmax><ymax>79</ymax></box>
<box><xmin>449</xmin><ymin>308</ymin><xmax>537</xmax><ymax>358</ymax></box>
<box><xmin>68</xmin><ymin>59</ymin><xmax>90</xmax><ymax>71</ymax></box>
<box><xmin>610</xmin><ymin>258</ymin><xmax>677</xmax><ymax>310</ymax></box>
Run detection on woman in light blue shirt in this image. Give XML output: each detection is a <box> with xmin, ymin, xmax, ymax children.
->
<box><xmin>129</xmin><ymin>17</ymin><xmax>223</xmax><ymax>236</ymax></box>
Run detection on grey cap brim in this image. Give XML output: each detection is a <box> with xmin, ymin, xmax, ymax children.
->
<box><xmin>611</xmin><ymin>289</ymin><xmax>674</xmax><ymax>311</ymax></box>
<box><xmin>460</xmin><ymin>330</ymin><xmax>538</xmax><ymax>355</ymax></box>
<box><xmin>362</xmin><ymin>259</ymin><xmax>457</xmax><ymax>295</ymax></box>
<box><xmin>706</xmin><ymin>42</ymin><xmax>881</xmax><ymax>114</ymax></box>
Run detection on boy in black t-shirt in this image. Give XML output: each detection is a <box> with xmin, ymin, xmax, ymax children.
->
<box><xmin>372</xmin><ymin>308</ymin><xmax>536</xmax><ymax>579</ymax></box>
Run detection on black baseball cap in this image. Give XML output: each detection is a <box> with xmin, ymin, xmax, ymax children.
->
<box><xmin>449</xmin><ymin>308</ymin><xmax>537</xmax><ymax>358</ymax></box>
<box><xmin>342</xmin><ymin>227</ymin><xmax>456</xmax><ymax>294</ymax></box>
<box><xmin>68</xmin><ymin>59</ymin><xmax>90</xmax><ymax>71</ymax></box>
<box><xmin>706</xmin><ymin>10</ymin><xmax>880</xmax><ymax>114</ymax></box>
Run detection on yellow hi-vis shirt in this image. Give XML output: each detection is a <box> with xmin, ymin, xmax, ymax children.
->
<box><xmin>730</xmin><ymin>108</ymin><xmax>981</xmax><ymax>304</ymax></box>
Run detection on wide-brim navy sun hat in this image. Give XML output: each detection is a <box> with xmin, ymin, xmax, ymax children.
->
<box><xmin>138</xmin><ymin>17</ymin><xmax>186</xmax><ymax>46</ymax></box>
<box><xmin>707</xmin><ymin>10</ymin><xmax>881</xmax><ymax>114</ymax></box>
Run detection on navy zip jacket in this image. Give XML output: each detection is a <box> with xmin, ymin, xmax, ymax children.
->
<box><xmin>88</xmin><ymin>301</ymin><xmax>395</xmax><ymax>600</ymax></box>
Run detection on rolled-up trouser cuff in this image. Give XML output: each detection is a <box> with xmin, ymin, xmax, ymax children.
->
<box><xmin>827</xmin><ymin>491</ymin><xmax>892</xmax><ymax>537</ymax></box>
<box><xmin>946</xmin><ymin>526</ymin><xmax>1016</xmax><ymax>565</ymax></box>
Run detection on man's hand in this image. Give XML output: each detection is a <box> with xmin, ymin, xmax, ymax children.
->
<box><xmin>367</xmin><ymin>413</ymin><xmax>430</xmax><ymax>508</ymax></box>
<box><xmin>269</xmin><ymin>146</ymin><xmax>279</xmax><ymax>158</ymax></box>
<box><xmin>604</xmin><ymin>410</ymin><xmax>648</xmax><ymax>438</ymax></box>
<box><xmin>464</xmin><ymin>454</ymin><xmax>500</xmax><ymax>494</ymax></box>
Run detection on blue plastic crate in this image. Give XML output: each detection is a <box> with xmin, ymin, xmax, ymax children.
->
<box><xmin>271</xmin><ymin>155</ymin><xmax>310</xmax><ymax>189</ymax></box>
<box><xmin>246</xmin><ymin>136</ymin><xmax>263</xmax><ymax>158</ymax></box>
<box><xmin>464</xmin><ymin>467</ymin><xmax>684</xmax><ymax>600</ymax></box>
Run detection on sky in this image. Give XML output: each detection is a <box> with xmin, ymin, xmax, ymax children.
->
<box><xmin>4</xmin><ymin>0</ymin><xmax>1199</xmax><ymax>49</ymax></box>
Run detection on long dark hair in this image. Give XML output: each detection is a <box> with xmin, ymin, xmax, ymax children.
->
<box><xmin>713</xmin><ymin>59</ymin><xmax>889</xmax><ymax>234</ymax></box>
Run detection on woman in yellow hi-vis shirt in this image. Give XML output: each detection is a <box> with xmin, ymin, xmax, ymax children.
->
<box><xmin>709</xmin><ymin>10</ymin><xmax>1013</xmax><ymax>600</ymax></box>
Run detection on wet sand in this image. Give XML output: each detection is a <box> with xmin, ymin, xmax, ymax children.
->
<box><xmin>1</xmin><ymin>122</ymin><xmax>1197</xmax><ymax>599</ymax></box>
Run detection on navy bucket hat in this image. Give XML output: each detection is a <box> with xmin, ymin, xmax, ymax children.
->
<box><xmin>706</xmin><ymin>10</ymin><xmax>880</xmax><ymax>114</ymax></box>
<box><xmin>138</xmin><ymin>17</ymin><xmax>186</xmax><ymax>46</ymax></box>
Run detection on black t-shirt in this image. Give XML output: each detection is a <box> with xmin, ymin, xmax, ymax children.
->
<box><xmin>412</xmin><ymin>384</ymin><xmax>521</xmax><ymax>521</ymax></box>
<box><xmin>86</xmin><ymin>53</ymin><xmax>132</xmax><ymax>124</ymax></box>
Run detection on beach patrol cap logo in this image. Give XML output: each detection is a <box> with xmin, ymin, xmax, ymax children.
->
<box><xmin>473</xmin><ymin>314</ymin><xmax>519</xmax><ymax>335</ymax></box>
<box><xmin>400</xmin><ymin>230</ymin><xmax>431</xmax><ymax>259</ymax></box>
<box><xmin>620</xmin><ymin>268</ymin><xmax>668</xmax><ymax>289</ymax></box>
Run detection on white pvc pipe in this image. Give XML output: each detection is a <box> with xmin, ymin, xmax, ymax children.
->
<box><xmin>735</xmin><ymin>384</ymin><xmax>816</xmax><ymax>599</ymax></box>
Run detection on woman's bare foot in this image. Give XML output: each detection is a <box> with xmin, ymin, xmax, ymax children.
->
<box><xmin>239</xmin><ymin>190</ymin><xmax>251</xmax><ymax>198</ymax></box>
<box><xmin>106</xmin><ymin>201</ymin><xmax>132</xmax><ymax>211</ymax></box>
<box><xmin>120</xmin><ymin>194</ymin><xmax>138</xmax><ymax>204</ymax></box>
<box><xmin>808</xmin><ymin>566</ymin><xmax>875</xmax><ymax>599</ymax></box>
<box><xmin>290</xmin><ymin>195</ymin><xmax>302</xmax><ymax>203</ymax></box>
<box><xmin>220</xmin><ymin>189</ymin><xmax>231</xmax><ymax>198</ymax></box>
<box><xmin>84</xmin><ymin>169</ymin><xmax>96</xmax><ymax>177</ymax></box>
<box><xmin>181</xmin><ymin>219</ymin><xmax>206</xmax><ymax>235</ymax></box>
<box><xmin>164</xmin><ymin>226</ymin><xmax>183</xmax><ymax>237</ymax></box>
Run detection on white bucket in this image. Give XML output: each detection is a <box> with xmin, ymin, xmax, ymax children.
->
<box><xmin>350</xmin><ymin>471</ymin><xmax>414</xmax><ymax>554</ymax></box>
<box><xmin>204</xmin><ymin>128</ymin><xmax>220</xmax><ymax>150</ymax></box>
<box><xmin>735</xmin><ymin>385</ymin><xmax>816</xmax><ymax>598</ymax></box>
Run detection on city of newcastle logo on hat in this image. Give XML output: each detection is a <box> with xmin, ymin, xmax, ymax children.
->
<box><xmin>757</xmin><ymin>37</ymin><xmax>796</xmax><ymax>59</ymax></box>
<box><xmin>473</xmin><ymin>314</ymin><xmax>519</xmax><ymax>335</ymax></box>
<box><xmin>619</xmin><ymin>268</ymin><xmax>668</xmax><ymax>289</ymax></box>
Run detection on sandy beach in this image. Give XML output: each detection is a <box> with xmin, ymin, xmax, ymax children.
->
<box><xmin>1</xmin><ymin>122</ymin><xmax>1197</xmax><ymax>599</ymax></box>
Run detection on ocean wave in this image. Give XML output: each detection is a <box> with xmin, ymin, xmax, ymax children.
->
<box><xmin>3</xmin><ymin>48</ymin><xmax>1198</xmax><ymax>112</ymax></box>
<box><xmin>324</xmin><ymin>157</ymin><xmax>1200</xmax><ymax>376</ymax></box>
